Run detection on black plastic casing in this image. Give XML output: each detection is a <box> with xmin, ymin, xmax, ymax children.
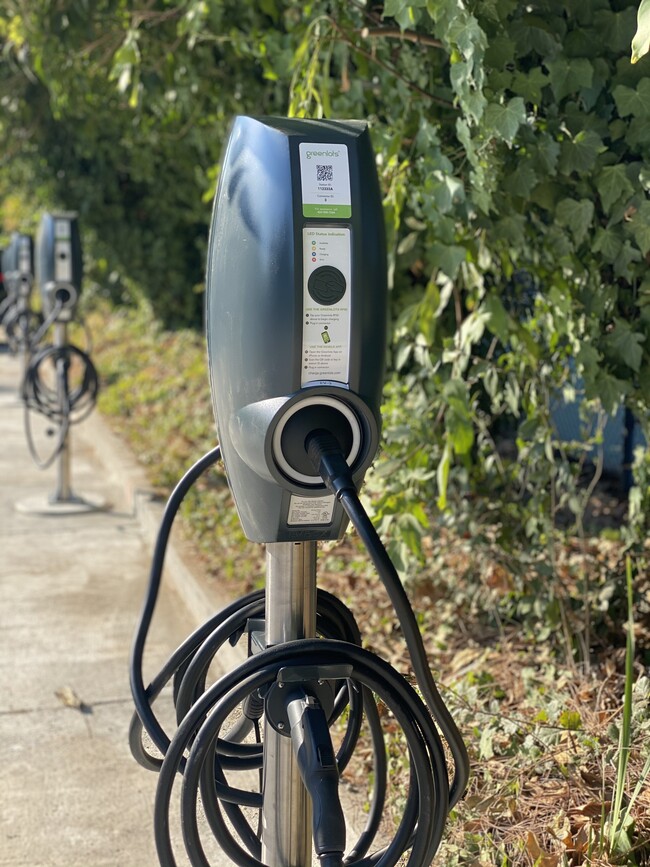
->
<box><xmin>206</xmin><ymin>116</ymin><xmax>387</xmax><ymax>543</ymax></box>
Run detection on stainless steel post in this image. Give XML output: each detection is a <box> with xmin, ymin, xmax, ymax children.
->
<box><xmin>262</xmin><ymin>541</ymin><xmax>317</xmax><ymax>867</ymax></box>
<box><xmin>52</xmin><ymin>321</ymin><xmax>72</xmax><ymax>502</ymax></box>
<box><xmin>18</xmin><ymin>298</ymin><xmax>29</xmax><ymax>383</ymax></box>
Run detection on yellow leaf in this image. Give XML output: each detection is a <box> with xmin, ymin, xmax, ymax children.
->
<box><xmin>631</xmin><ymin>0</ymin><xmax>650</xmax><ymax>63</ymax></box>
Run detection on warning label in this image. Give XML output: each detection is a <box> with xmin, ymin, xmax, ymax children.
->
<box><xmin>287</xmin><ymin>494</ymin><xmax>336</xmax><ymax>526</ymax></box>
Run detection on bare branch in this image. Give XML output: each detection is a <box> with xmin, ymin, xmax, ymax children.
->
<box><xmin>359</xmin><ymin>26</ymin><xmax>444</xmax><ymax>50</ymax></box>
<box><xmin>327</xmin><ymin>17</ymin><xmax>455</xmax><ymax>109</ymax></box>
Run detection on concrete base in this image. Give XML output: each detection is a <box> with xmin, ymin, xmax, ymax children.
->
<box><xmin>15</xmin><ymin>491</ymin><xmax>107</xmax><ymax>515</ymax></box>
<box><xmin>0</xmin><ymin>391</ymin><xmax>23</xmax><ymax>409</ymax></box>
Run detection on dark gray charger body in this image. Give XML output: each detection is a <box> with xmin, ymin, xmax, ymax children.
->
<box><xmin>2</xmin><ymin>233</ymin><xmax>34</xmax><ymax>298</ymax></box>
<box><xmin>36</xmin><ymin>212</ymin><xmax>83</xmax><ymax>320</ymax></box>
<box><xmin>206</xmin><ymin>116</ymin><xmax>387</xmax><ymax>543</ymax></box>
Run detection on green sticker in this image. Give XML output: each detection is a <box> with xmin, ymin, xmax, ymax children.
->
<box><xmin>299</xmin><ymin>143</ymin><xmax>352</xmax><ymax>220</ymax></box>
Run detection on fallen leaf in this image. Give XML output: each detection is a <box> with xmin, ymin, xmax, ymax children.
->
<box><xmin>54</xmin><ymin>685</ymin><xmax>92</xmax><ymax>714</ymax></box>
<box><xmin>525</xmin><ymin>831</ymin><xmax>559</xmax><ymax>867</ymax></box>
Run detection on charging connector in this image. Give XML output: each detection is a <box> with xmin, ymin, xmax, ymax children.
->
<box><xmin>305</xmin><ymin>429</ymin><xmax>357</xmax><ymax>497</ymax></box>
<box><xmin>305</xmin><ymin>426</ymin><xmax>470</xmax><ymax>810</ymax></box>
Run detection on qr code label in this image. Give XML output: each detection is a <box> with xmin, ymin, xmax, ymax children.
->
<box><xmin>316</xmin><ymin>164</ymin><xmax>333</xmax><ymax>182</ymax></box>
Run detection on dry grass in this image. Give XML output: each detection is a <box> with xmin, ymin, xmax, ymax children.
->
<box><xmin>90</xmin><ymin>301</ymin><xmax>650</xmax><ymax>867</ymax></box>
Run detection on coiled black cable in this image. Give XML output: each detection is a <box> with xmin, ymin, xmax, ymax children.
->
<box><xmin>21</xmin><ymin>343</ymin><xmax>99</xmax><ymax>469</ymax></box>
<box><xmin>4</xmin><ymin>305</ymin><xmax>42</xmax><ymax>354</ymax></box>
<box><xmin>130</xmin><ymin>443</ymin><xmax>468</xmax><ymax>867</ymax></box>
<box><xmin>28</xmin><ymin>299</ymin><xmax>65</xmax><ymax>352</ymax></box>
<box><xmin>130</xmin><ymin>448</ymin><xmax>388</xmax><ymax>865</ymax></box>
<box><xmin>0</xmin><ymin>292</ymin><xmax>14</xmax><ymax>324</ymax></box>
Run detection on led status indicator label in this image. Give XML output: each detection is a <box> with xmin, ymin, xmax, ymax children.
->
<box><xmin>301</xmin><ymin>228</ymin><xmax>351</xmax><ymax>387</ymax></box>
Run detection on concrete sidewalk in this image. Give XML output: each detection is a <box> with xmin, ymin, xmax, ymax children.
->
<box><xmin>0</xmin><ymin>347</ymin><xmax>235</xmax><ymax>867</ymax></box>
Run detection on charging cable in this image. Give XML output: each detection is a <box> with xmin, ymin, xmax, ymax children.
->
<box><xmin>305</xmin><ymin>429</ymin><xmax>470</xmax><ymax>808</ymax></box>
<box><xmin>130</xmin><ymin>440</ymin><xmax>469</xmax><ymax>867</ymax></box>
<box><xmin>21</xmin><ymin>343</ymin><xmax>99</xmax><ymax>469</ymax></box>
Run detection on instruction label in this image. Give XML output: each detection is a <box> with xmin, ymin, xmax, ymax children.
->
<box><xmin>54</xmin><ymin>219</ymin><xmax>72</xmax><ymax>282</ymax></box>
<box><xmin>18</xmin><ymin>237</ymin><xmax>31</xmax><ymax>274</ymax></box>
<box><xmin>301</xmin><ymin>228</ymin><xmax>351</xmax><ymax>387</ymax></box>
<box><xmin>288</xmin><ymin>494</ymin><xmax>336</xmax><ymax>526</ymax></box>
<box><xmin>299</xmin><ymin>143</ymin><xmax>351</xmax><ymax>219</ymax></box>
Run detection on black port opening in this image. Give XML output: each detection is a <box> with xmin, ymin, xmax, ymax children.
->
<box><xmin>55</xmin><ymin>287</ymin><xmax>71</xmax><ymax>305</ymax></box>
<box><xmin>280</xmin><ymin>404</ymin><xmax>356</xmax><ymax>478</ymax></box>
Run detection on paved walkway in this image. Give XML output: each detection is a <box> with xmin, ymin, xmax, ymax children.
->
<box><xmin>0</xmin><ymin>346</ymin><xmax>234</xmax><ymax>867</ymax></box>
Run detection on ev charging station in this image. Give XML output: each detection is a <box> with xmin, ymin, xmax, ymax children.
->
<box><xmin>16</xmin><ymin>212</ymin><xmax>102</xmax><ymax>514</ymax></box>
<box><xmin>130</xmin><ymin>117</ymin><xmax>469</xmax><ymax>867</ymax></box>
<box><xmin>0</xmin><ymin>232</ymin><xmax>38</xmax><ymax>364</ymax></box>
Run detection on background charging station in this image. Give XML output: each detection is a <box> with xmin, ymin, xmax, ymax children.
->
<box><xmin>130</xmin><ymin>116</ymin><xmax>469</xmax><ymax>867</ymax></box>
<box><xmin>15</xmin><ymin>211</ymin><xmax>103</xmax><ymax>515</ymax></box>
<box><xmin>0</xmin><ymin>232</ymin><xmax>40</xmax><ymax>366</ymax></box>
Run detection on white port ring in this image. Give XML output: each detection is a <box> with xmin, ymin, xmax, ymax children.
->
<box><xmin>272</xmin><ymin>395</ymin><xmax>362</xmax><ymax>486</ymax></box>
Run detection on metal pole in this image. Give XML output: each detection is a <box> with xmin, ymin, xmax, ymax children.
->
<box><xmin>52</xmin><ymin>321</ymin><xmax>72</xmax><ymax>503</ymax></box>
<box><xmin>262</xmin><ymin>541</ymin><xmax>317</xmax><ymax>867</ymax></box>
<box><xmin>18</xmin><ymin>298</ymin><xmax>29</xmax><ymax>383</ymax></box>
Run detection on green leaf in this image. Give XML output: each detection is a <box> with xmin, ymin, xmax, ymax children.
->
<box><xmin>634</xmin><ymin>224</ymin><xmax>650</xmax><ymax>257</ymax></box>
<box><xmin>430</xmin><ymin>243</ymin><xmax>467</xmax><ymax>279</ymax></box>
<box><xmin>383</xmin><ymin>0</ymin><xmax>409</xmax><ymax>18</ymax></box>
<box><xmin>592</xmin><ymin>227</ymin><xmax>623</xmax><ymax>263</ymax></box>
<box><xmin>479</xmin><ymin>726</ymin><xmax>495</xmax><ymax>760</ymax></box>
<box><xmin>458</xmin><ymin>310</ymin><xmax>490</xmax><ymax>352</ymax></box>
<box><xmin>446</xmin><ymin>412</ymin><xmax>474</xmax><ymax>455</ymax></box>
<box><xmin>595</xmin><ymin>165</ymin><xmax>635</xmax><ymax>214</ymax></box>
<box><xmin>546</xmin><ymin>57</ymin><xmax>593</xmax><ymax>102</ymax></box>
<box><xmin>559</xmin><ymin>710</ymin><xmax>582</xmax><ymax>730</ymax></box>
<box><xmin>436</xmin><ymin>441</ymin><xmax>452</xmax><ymax>511</ymax></box>
<box><xmin>484</xmin><ymin>34</ymin><xmax>516</xmax><ymax>68</ymax></box>
<box><xmin>626</xmin><ymin>116</ymin><xmax>650</xmax><ymax>149</ymax></box>
<box><xmin>613</xmin><ymin>78</ymin><xmax>650</xmax><ymax>117</ymax></box>
<box><xmin>426</xmin><ymin>171</ymin><xmax>465</xmax><ymax>214</ymax></box>
<box><xmin>484</xmin><ymin>97</ymin><xmax>526</xmax><ymax>145</ymax></box>
<box><xmin>594</xmin><ymin>8</ymin><xmax>638</xmax><ymax>54</ymax></box>
<box><xmin>586</xmin><ymin>371</ymin><xmax>630</xmax><ymax>415</ymax></box>
<box><xmin>511</xmin><ymin>15</ymin><xmax>560</xmax><ymax>57</ymax></box>
<box><xmin>631</xmin><ymin>0</ymin><xmax>650</xmax><ymax>63</ymax></box>
<box><xmin>511</xmin><ymin>67</ymin><xmax>548</xmax><ymax>104</ymax></box>
<box><xmin>556</xmin><ymin>198</ymin><xmax>594</xmax><ymax>244</ymax></box>
<box><xmin>483</xmin><ymin>293</ymin><xmax>510</xmax><ymax>342</ymax></box>
<box><xmin>534</xmin><ymin>134</ymin><xmax>561</xmax><ymax>175</ymax></box>
<box><xmin>558</xmin><ymin>129</ymin><xmax>604</xmax><ymax>176</ymax></box>
<box><xmin>576</xmin><ymin>343</ymin><xmax>601</xmax><ymax>382</ymax></box>
<box><xmin>614</xmin><ymin>241</ymin><xmax>642</xmax><ymax>280</ymax></box>
<box><xmin>503</xmin><ymin>162</ymin><xmax>538</xmax><ymax>197</ymax></box>
<box><xmin>605</xmin><ymin>318</ymin><xmax>645</xmax><ymax>372</ymax></box>
<box><xmin>443</xmin><ymin>380</ymin><xmax>474</xmax><ymax>455</ymax></box>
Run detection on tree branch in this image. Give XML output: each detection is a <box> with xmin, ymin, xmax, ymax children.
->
<box><xmin>327</xmin><ymin>17</ymin><xmax>455</xmax><ymax>109</ymax></box>
<box><xmin>359</xmin><ymin>27</ymin><xmax>444</xmax><ymax>50</ymax></box>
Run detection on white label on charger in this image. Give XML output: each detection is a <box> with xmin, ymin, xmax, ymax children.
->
<box><xmin>288</xmin><ymin>494</ymin><xmax>336</xmax><ymax>526</ymax></box>
<box><xmin>301</xmin><ymin>227</ymin><xmax>351</xmax><ymax>387</ymax></box>
<box><xmin>299</xmin><ymin>143</ymin><xmax>351</xmax><ymax>218</ymax></box>
<box><xmin>18</xmin><ymin>237</ymin><xmax>31</xmax><ymax>273</ymax></box>
<box><xmin>54</xmin><ymin>219</ymin><xmax>70</xmax><ymax>239</ymax></box>
<box><xmin>55</xmin><ymin>240</ymin><xmax>72</xmax><ymax>281</ymax></box>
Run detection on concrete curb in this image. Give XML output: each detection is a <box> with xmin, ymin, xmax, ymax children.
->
<box><xmin>80</xmin><ymin>409</ymin><xmax>243</xmax><ymax>668</ymax></box>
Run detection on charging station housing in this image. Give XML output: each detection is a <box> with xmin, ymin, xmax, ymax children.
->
<box><xmin>2</xmin><ymin>233</ymin><xmax>34</xmax><ymax>299</ymax></box>
<box><xmin>36</xmin><ymin>212</ymin><xmax>83</xmax><ymax>321</ymax></box>
<box><xmin>206</xmin><ymin>116</ymin><xmax>387</xmax><ymax>543</ymax></box>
